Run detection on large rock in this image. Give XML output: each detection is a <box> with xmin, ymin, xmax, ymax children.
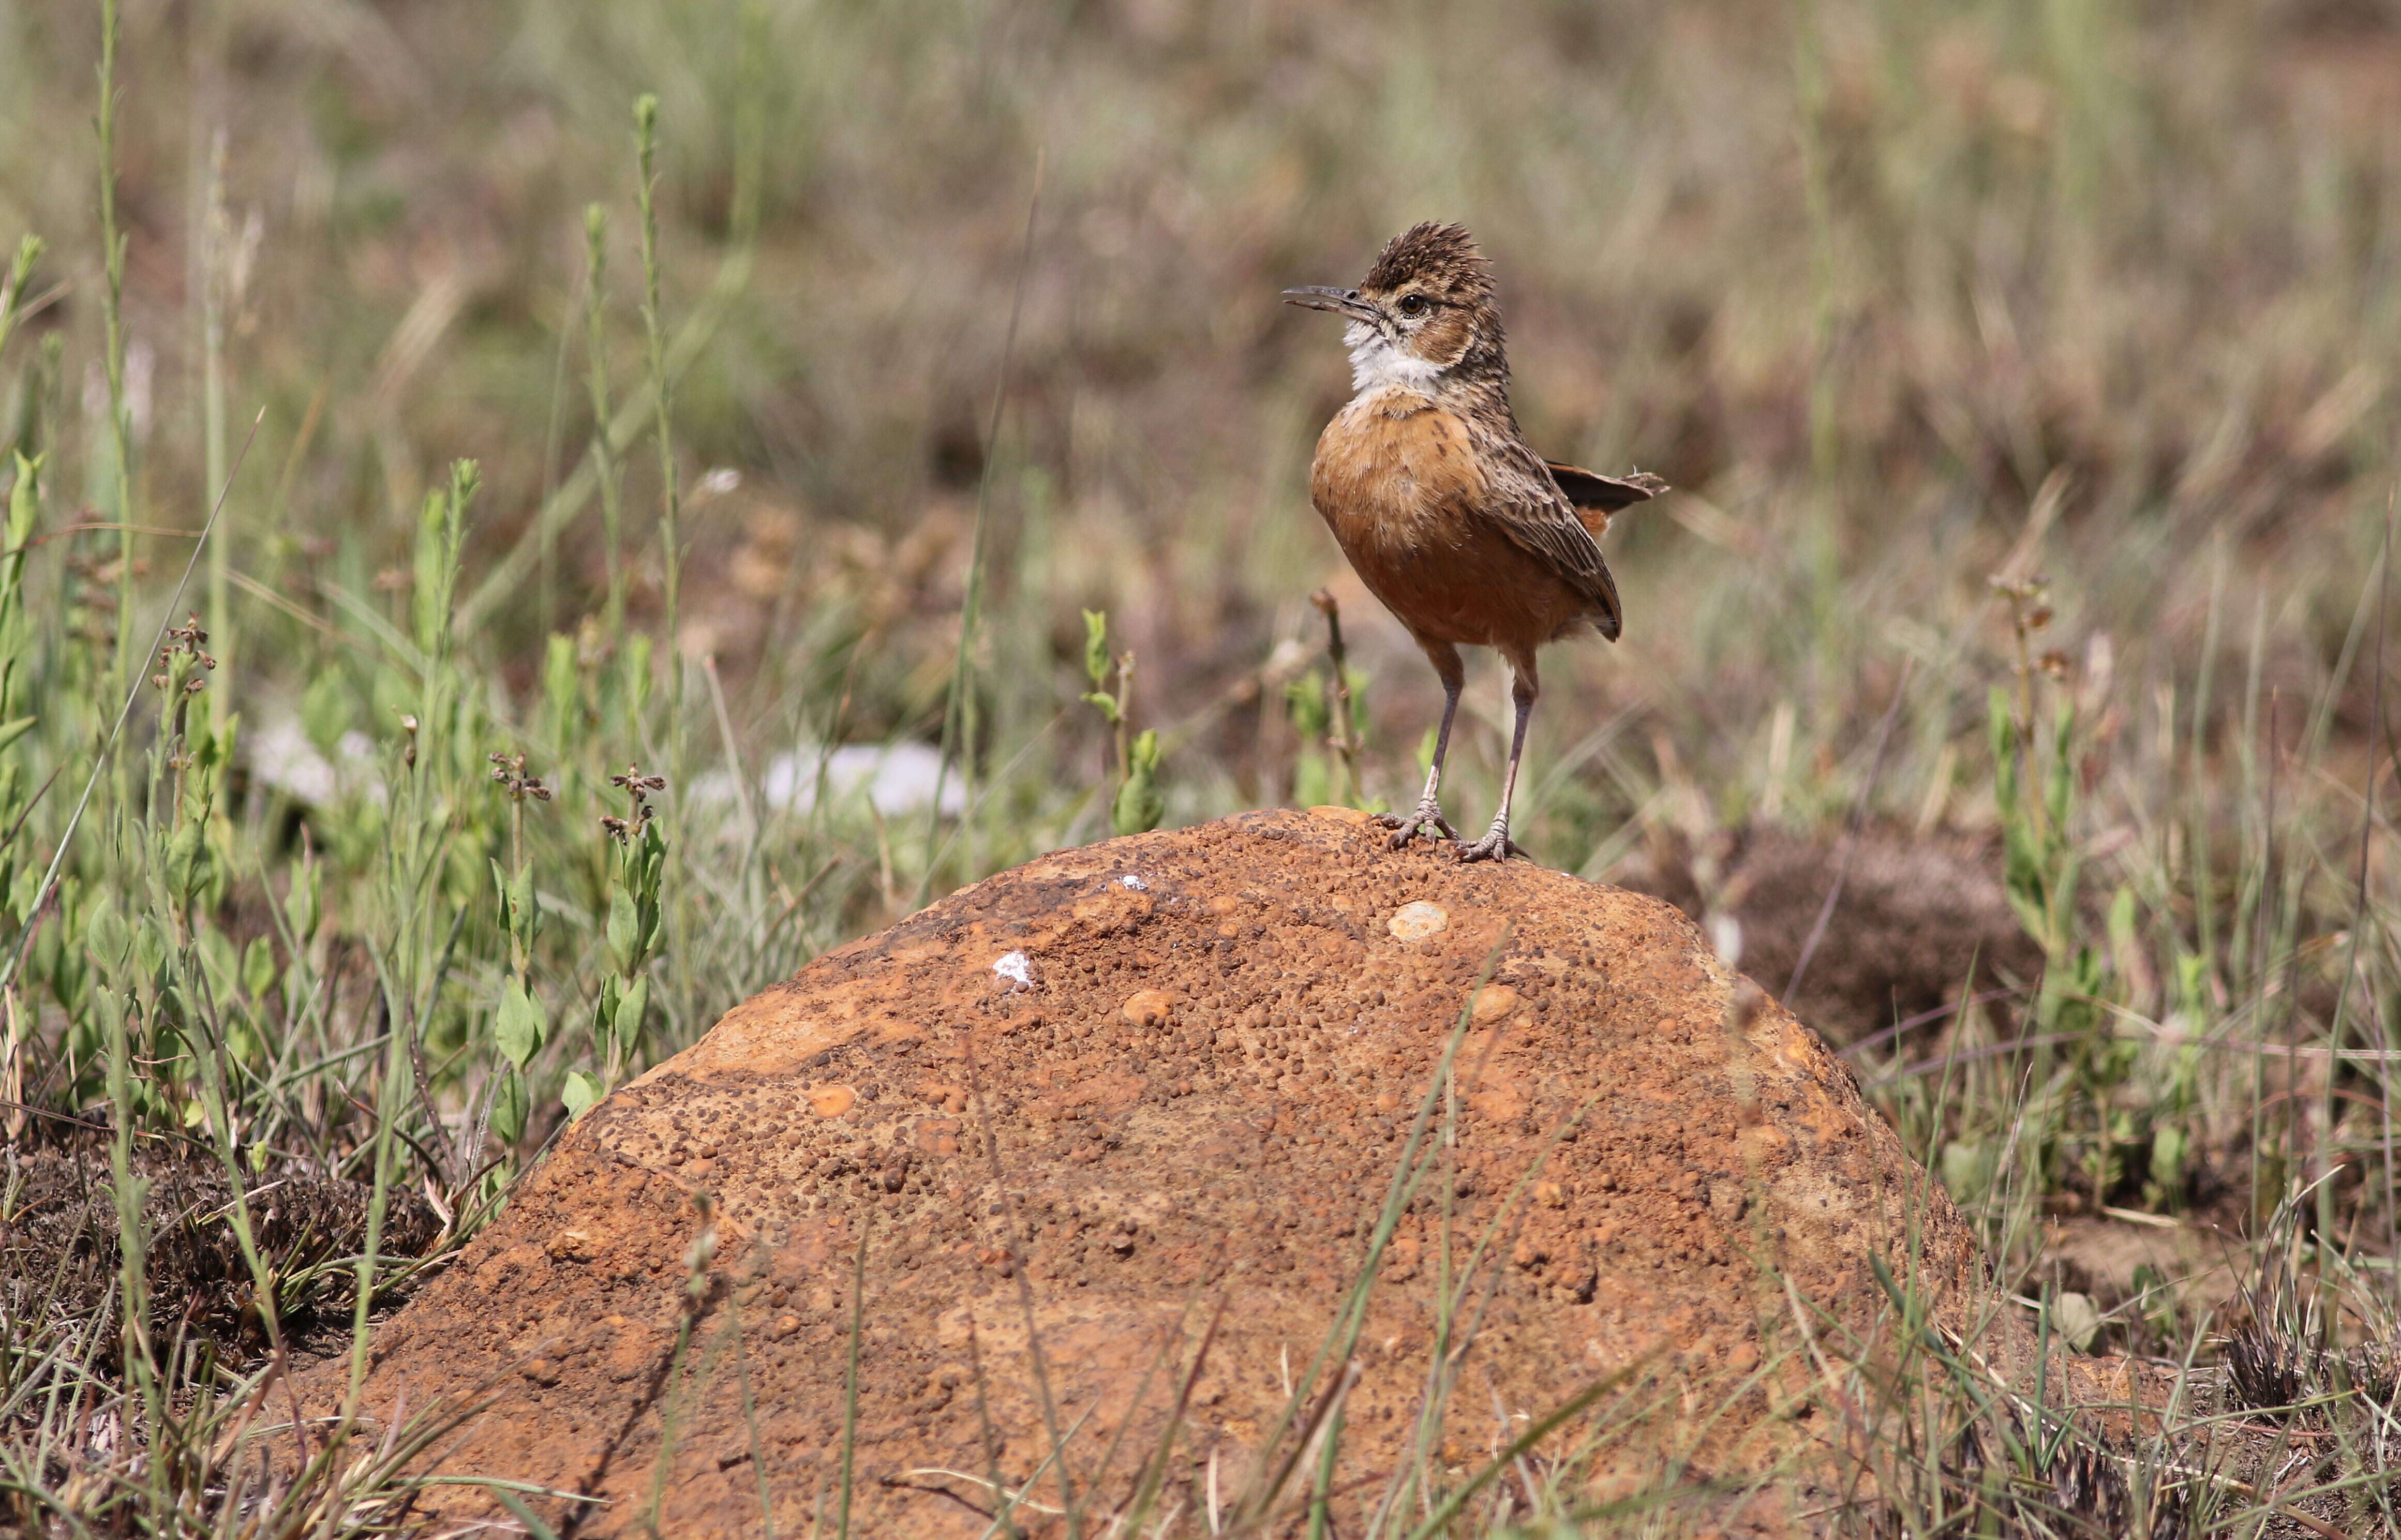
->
<box><xmin>317</xmin><ymin>809</ymin><xmax>2029</xmax><ymax>1535</ymax></box>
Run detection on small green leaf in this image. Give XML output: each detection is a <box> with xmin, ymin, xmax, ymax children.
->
<box><xmin>2049</xmin><ymin>1291</ymin><xmax>2102</xmax><ymax>1353</ymax></box>
<box><xmin>495</xmin><ymin>978</ymin><xmax>546</xmax><ymax>1069</ymax></box>
<box><xmin>606</xmin><ymin>887</ymin><xmax>639</xmax><ymax>974</ymax></box>
<box><xmin>196</xmin><ymin>926</ymin><xmax>240</xmax><ymax>1000</ymax></box>
<box><xmin>167</xmin><ymin>817</ymin><xmax>208</xmax><ymax>895</ymax></box>
<box><xmin>562</xmin><ymin>1070</ymin><xmax>605</xmax><ymax>1121</ymax></box>
<box><xmin>1081</xmin><ymin>691</ymin><xmax>1123</xmax><ymax>725</ymax></box>
<box><xmin>490</xmin><ymin>1067</ymin><xmax>530</xmax><ymax>1145</ymax></box>
<box><xmin>1112</xmin><ymin>728</ymin><xmax>1166</xmax><ymax>836</ymax></box>
<box><xmin>133</xmin><ymin>921</ymin><xmax>170</xmax><ymax>984</ymax></box>
<box><xmin>284</xmin><ymin>855</ymin><xmax>321</xmax><ymax>941</ymax></box>
<box><xmin>612</xmin><ymin>974</ymin><xmax>650</xmax><ymax>1058</ymax></box>
<box><xmin>6</xmin><ymin>450</ymin><xmax>42</xmax><ymax>550</ymax></box>
<box><xmin>510</xmin><ymin>864</ymin><xmax>538</xmax><ymax>949</ymax></box>
<box><xmin>1081</xmin><ymin>610</ymin><xmax>1111</xmax><ymax>690</ymax></box>
<box><xmin>84</xmin><ymin>893</ymin><xmax>126</xmax><ymax>966</ymax></box>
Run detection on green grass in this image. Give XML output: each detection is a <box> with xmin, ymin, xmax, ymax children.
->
<box><xmin>1</xmin><ymin>0</ymin><xmax>2400</xmax><ymax>1531</ymax></box>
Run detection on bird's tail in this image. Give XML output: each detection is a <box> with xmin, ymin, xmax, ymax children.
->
<box><xmin>1546</xmin><ymin>462</ymin><xmax>1668</xmax><ymax>538</ymax></box>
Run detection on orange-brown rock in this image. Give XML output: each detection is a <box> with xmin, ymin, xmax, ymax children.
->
<box><xmin>310</xmin><ymin>809</ymin><xmax>2036</xmax><ymax>1535</ymax></box>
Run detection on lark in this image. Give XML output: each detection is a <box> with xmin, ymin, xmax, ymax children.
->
<box><xmin>1285</xmin><ymin>222</ymin><xmax>1664</xmax><ymax>861</ymax></box>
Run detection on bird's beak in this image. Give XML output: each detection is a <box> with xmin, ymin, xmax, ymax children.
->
<box><xmin>1282</xmin><ymin>286</ymin><xmax>1379</xmax><ymax>323</ymax></box>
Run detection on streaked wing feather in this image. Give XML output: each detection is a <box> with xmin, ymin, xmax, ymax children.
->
<box><xmin>1474</xmin><ymin>430</ymin><xmax>1624</xmax><ymax>640</ymax></box>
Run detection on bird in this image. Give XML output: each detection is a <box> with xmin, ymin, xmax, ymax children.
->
<box><xmin>1284</xmin><ymin>221</ymin><xmax>1665</xmax><ymax>861</ymax></box>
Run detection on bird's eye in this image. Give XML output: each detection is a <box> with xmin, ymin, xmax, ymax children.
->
<box><xmin>1398</xmin><ymin>294</ymin><xmax>1428</xmax><ymax>317</ymax></box>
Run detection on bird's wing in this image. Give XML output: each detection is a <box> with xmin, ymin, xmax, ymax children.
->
<box><xmin>1472</xmin><ymin>429</ymin><xmax>1625</xmax><ymax>640</ymax></box>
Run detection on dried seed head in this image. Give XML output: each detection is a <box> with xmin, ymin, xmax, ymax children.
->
<box><xmin>609</xmin><ymin>762</ymin><xmax>667</xmax><ymax>803</ymax></box>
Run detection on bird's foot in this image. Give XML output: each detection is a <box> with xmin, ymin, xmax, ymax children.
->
<box><xmin>1454</xmin><ymin>825</ymin><xmax>1522</xmax><ymax>863</ymax></box>
<box><xmin>1373</xmin><ymin>801</ymin><xmax>1456</xmax><ymax>851</ymax></box>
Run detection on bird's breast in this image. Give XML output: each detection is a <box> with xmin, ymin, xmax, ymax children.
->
<box><xmin>1306</xmin><ymin>388</ymin><xmax>1589</xmax><ymax>650</ymax></box>
<box><xmin>1307</xmin><ymin>388</ymin><xmax>1484</xmax><ymax>560</ymax></box>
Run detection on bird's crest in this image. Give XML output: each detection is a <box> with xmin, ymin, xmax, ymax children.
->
<box><xmin>1361</xmin><ymin>222</ymin><xmax>1494</xmax><ymax>305</ymax></box>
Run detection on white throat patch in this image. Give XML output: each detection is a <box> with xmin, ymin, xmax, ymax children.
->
<box><xmin>1344</xmin><ymin>320</ymin><xmax>1442</xmax><ymax>394</ymax></box>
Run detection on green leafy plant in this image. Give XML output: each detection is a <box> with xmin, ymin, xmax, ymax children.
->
<box><xmin>576</xmin><ymin>761</ymin><xmax>668</xmax><ymax>1117</ymax></box>
<box><xmin>1285</xmin><ymin>588</ymin><xmax>1373</xmax><ymax>811</ymax></box>
<box><xmin>488</xmin><ymin>752</ymin><xmax>553</xmax><ymax>1146</ymax></box>
<box><xmin>1081</xmin><ymin>608</ymin><xmax>1168</xmax><ymax>836</ymax></box>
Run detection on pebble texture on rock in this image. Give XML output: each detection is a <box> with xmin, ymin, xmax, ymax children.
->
<box><xmin>314</xmin><ymin>808</ymin><xmax>2022</xmax><ymax>1536</ymax></box>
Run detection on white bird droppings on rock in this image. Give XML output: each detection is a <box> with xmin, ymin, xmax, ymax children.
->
<box><xmin>1119</xmin><ymin>874</ymin><xmax>1147</xmax><ymax>890</ymax></box>
<box><xmin>992</xmin><ymin>950</ymin><xmax>1034</xmax><ymax>991</ymax></box>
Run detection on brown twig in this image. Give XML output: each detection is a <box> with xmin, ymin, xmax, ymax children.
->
<box><xmin>1310</xmin><ymin>589</ymin><xmax>1364</xmax><ymax>808</ymax></box>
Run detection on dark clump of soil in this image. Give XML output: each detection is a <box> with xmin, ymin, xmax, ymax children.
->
<box><xmin>1615</xmin><ymin>823</ymin><xmax>2044</xmax><ymax>1044</ymax></box>
<box><xmin>308</xmin><ymin>807</ymin><xmax>2058</xmax><ymax>1538</ymax></box>
<box><xmin>2</xmin><ymin>1132</ymin><xmax>441</xmax><ymax>1368</ymax></box>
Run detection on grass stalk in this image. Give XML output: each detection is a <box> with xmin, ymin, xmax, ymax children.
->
<box><xmin>199</xmin><ymin>128</ymin><xmax>232</xmax><ymax>715</ymax></box>
<box><xmin>584</xmin><ymin>204</ymin><xmax>627</xmax><ymax>639</ymax></box>
<box><xmin>634</xmin><ymin>95</ymin><xmax>682</xmax><ymax>754</ymax></box>
<box><xmin>96</xmin><ymin>0</ymin><xmax>136</xmax><ymax>694</ymax></box>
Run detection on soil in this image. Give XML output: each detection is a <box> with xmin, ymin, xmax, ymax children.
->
<box><xmin>0</xmin><ymin>1134</ymin><xmax>440</xmax><ymax>1363</ymax></box>
<box><xmin>1614</xmin><ymin>824</ymin><xmax>2044</xmax><ymax>1046</ymax></box>
<box><xmin>304</xmin><ymin>808</ymin><xmax>2068</xmax><ymax>1536</ymax></box>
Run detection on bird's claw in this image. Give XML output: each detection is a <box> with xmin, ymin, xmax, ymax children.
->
<box><xmin>1453</xmin><ymin>827</ymin><xmax>1521</xmax><ymax>863</ymax></box>
<box><xmin>1373</xmin><ymin>804</ymin><xmax>1456</xmax><ymax>851</ymax></box>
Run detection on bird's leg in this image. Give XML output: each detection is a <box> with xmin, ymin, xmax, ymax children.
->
<box><xmin>1384</xmin><ymin>682</ymin><xmax>1461</xmax><ymax>848</ymax></box>
<box><xmin>1457</xmin><ymin>668</ymin><xmax>1535</xmax><ymax>863</ymax></box>
<box><xmin>1375</xmin><ymin>641</ymin><xmax>1463</xmax><ymax>849</ymax></box>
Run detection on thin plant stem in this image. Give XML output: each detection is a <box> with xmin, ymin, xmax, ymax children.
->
<box><xmin>537</xmin><ymin>257</ymin><xmax>585</xmax><ymax>640</ymax></box>
<box><xmin>97</xmin><ymin>0</ymin><xmax>137</xmax><ymax>695</ymax></box>
<box><xmin>583</xmin><ymin>205</ymin><xmax>626</xmax><ymax>638</ymax></box>
<box><xmin>634</xmin><ymin>96</ymin><xmax>681</xmax><ymax>749</ymax></box>
<box><xmin>199</xmin><ymin>129</ymin><xmax>232</xmax><ymax>717</ymax></box>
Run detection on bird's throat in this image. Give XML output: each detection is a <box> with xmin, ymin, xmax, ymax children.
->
<box><xmin>1344</xmin><ymin>322</ymin><xmax>1444</xmax><ymax>394</ymax></box>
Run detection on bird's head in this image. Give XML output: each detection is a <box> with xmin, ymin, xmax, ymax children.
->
<box><xmin>1284</xmin><ymin>221</ymin><xmax>1503</xmax><ymax>394</ymax></box>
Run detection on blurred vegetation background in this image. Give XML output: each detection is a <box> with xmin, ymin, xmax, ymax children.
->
<box><xmin>4</xmin><ymin>0</ymin><xmax>2401</xmax><ymax>1529</ymax></box>
<box><xmin>6</xmin><ymin>0</ymin><xmax>2396</xmax><ymax>847</ymax></box>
